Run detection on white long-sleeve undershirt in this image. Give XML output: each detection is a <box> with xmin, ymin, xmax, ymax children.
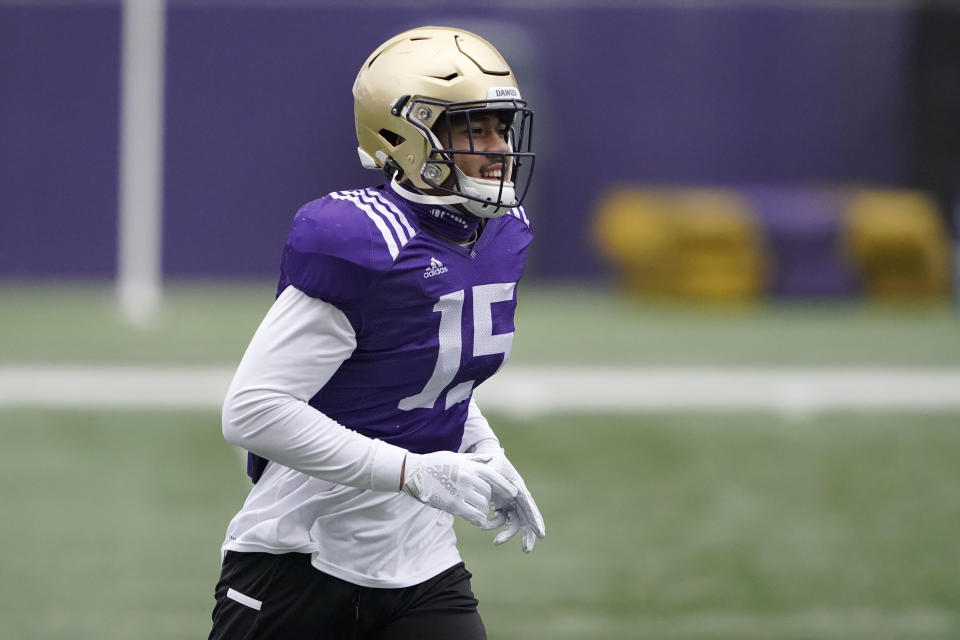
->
<box><xmin>461</xmin><ymin>395</ymin><xmax>501</xmax><ymax>454</ymax></box>
<box><xmin>220</xmin><ymin>285</ymin><xmax>407</xmax><ymax>492</ymax></box>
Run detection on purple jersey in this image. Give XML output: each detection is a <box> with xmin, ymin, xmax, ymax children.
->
<box><xmin>247</xmin><ymin>185</ymin><xmax>532</xmax><ymax>481</ymax></box>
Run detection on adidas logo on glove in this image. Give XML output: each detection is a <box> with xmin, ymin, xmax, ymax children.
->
<box><xmin>426</xmin><ymin>464</ymin><xmax>459</xmax><ymax>493</ymax></box>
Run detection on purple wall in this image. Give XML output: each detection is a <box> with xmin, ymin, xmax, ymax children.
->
<box><xmin>1</xmin><ymin>1</ymin><xmax>913</xmax><ymax>280</ymax></box>
<box><xmin>0</xmin><ymin>2</ymin><xmax>120</xmax><ymax>276</ymax></box>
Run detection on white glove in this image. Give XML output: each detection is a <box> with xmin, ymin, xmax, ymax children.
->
<box><xmin>401</xmin><ymin>450</ymin><xmax>518</xmax><ymax>528</ymax></box>
<box><xmin>478</xmin><ymin>448</ymin><xmax>546</xmax><ymax>553</ymax></box>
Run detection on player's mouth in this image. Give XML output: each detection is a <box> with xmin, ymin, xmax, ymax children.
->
<box><xmin>480</xmin><ymin>163</ymin><xmax>504</xmax><ymax>181</ymax></box>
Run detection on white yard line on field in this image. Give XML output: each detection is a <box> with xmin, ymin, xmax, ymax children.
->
<box><xmin>1</xmin><ymin>364</ymin><xmax>959</xmax><ymax>417</ymax></box>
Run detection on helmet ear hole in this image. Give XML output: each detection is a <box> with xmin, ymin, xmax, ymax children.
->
<box><xmin>377</xmin><ymin>129</ymin><xmax>405</xmax><ymax>148</ymax></box>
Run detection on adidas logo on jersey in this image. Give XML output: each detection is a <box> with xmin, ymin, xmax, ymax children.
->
<box><xmin>423</xmin><ymin>257</ymin><xmax>449</xmax><ymax>279</ymax></box>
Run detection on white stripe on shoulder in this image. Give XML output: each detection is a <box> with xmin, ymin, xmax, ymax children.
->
<box><xmin>329</xmin><ymin>191</ymin><xmax>401</xmax><ymax>260</ymax></box>
<box><xmin>368</xmin><ymin>190</ymin><xmax>417</xmax><ymax>239</ymax></box>
<box><xmin>509</xmin><ymin>206</ymin><xmax>530</xmax><ymax>227</ymax></box>
<box><xmin>359</xmin><ymin>189</ymin><xmax>413</xmax><ymax>245</ymax></box>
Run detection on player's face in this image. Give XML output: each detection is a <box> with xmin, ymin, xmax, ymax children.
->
<box><xmin>434</xmin><ymin>113</ymin><xmax>513</xmax><ymax>182</ymax></box>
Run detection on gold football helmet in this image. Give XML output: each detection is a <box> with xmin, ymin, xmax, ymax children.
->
<box><xmin>353</xmin><ymin>26</ymin><xmax>534</xmax><ymax>218</ymax></box>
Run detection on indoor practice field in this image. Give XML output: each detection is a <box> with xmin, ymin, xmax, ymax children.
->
<box><xmin>1</xmin><ymin>283</ymin><xmax>959</xmax><ymax>639</ymax></box>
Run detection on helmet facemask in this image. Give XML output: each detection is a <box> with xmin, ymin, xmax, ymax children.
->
<box><xmin>401</xmin><ymin>97</ymin><xmax>535</xmax><ymax>218</ymax></box>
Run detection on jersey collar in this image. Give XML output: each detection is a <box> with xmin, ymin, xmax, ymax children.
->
<box><xmin>387</xmin><ymin>180</ymin><xmax>481</xmax><ymax>244</ymax></box>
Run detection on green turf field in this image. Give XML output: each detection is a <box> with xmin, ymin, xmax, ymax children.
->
<box><xmin>1</xmin><ymin>281</ymin><xmax>959</xmax><ymax>365</ymax></box>
<box><xmin>1</xmin><ymin>410</ymin><xmax>957</xmax><ymax>639</ymax></box>
<box><xmin>1</xmin><ymin>282</ymin><xmax>959</xmax><ymax>638</ymax></box>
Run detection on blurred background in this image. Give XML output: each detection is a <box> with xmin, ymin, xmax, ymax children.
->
<box><xmin>2</xmin><ymin>0</ymin><xmax>959</xmax><ymax>638</ymax></box>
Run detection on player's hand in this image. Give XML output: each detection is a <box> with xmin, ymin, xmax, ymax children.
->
<box><xmin>479</xmin><ymin>449</ymin><xmax>546</xmax><ymax>553</ymax></box>
<box><xmin>401</xmin><ymin>451</ymin><xmax>518</xmax><ymax>527</ymax></box>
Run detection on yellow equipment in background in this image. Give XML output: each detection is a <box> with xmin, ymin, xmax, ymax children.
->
<box><xmin>595</xmin><ymin>185</ymin><xmax>954</xmax><ymax>302</ymax></box>
<box><xmin>844</xmin><ymin>189</ymin><xmax>951</xmax><ymax>298</ymax></box>
<box><xmin>594</xmin><ymin>187</ymin><xmax>767</xmax><ymax>301</ymax></box>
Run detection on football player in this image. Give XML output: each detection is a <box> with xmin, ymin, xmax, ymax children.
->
<box><xmin>208</xmin><ymin>26</ymin><xmax>544</xmax><ymax>640</ymax></box>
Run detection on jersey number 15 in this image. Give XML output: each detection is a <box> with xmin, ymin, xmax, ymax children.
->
<box><xmin>398</xmin><ymin>282</ymin><xmax>516</xmax><ymax>412</ymax></box>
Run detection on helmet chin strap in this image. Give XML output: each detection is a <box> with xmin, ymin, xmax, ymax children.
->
<box><xmin>389</xmin><ymin>172</ymin><xmax>516</xmax><ymax>219</ymax></box>
<box><xmin>389</xmin><ymin>176</ymin><xmax>466</xmax><ymax>208</ymax></box>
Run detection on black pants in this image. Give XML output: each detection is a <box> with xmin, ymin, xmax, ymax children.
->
<box><xmin>208</xmin><ymin>551</ymin><xmax>487</xmax><ymax>640</ymax></box>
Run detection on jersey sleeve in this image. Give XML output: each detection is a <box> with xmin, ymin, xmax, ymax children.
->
<box><xmin>279</xmin><ymin>192</ymin><xmax>402</xmax><ymax>310</ymax></box>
